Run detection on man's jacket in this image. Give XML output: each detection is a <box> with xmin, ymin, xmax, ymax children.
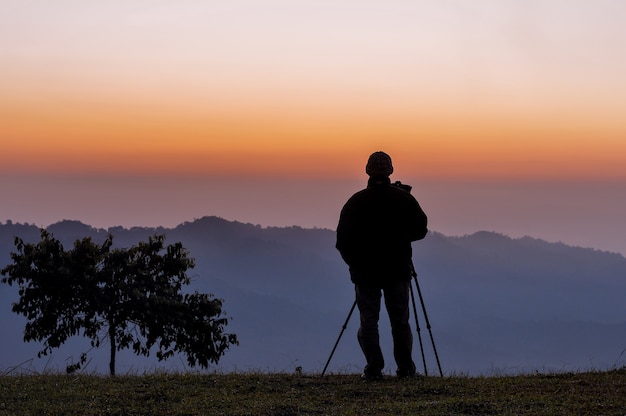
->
<box><xmin>336</xmin><ymin>177</ymin><xmax>428</xmax><ymax>285</ymax></box>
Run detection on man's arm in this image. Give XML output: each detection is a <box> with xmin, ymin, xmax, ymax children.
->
<box><xmin>408</xmin><ymin>196</ymin><xmax>428</xmax><ymax>242</ymax></box>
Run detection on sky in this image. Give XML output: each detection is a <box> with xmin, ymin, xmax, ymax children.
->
<box><xmin>1</xmin><ymin>1</ymin><xmax>626</xmax><ymax>254</ymax></box>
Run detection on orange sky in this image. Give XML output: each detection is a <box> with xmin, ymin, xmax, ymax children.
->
<box><xmin>2</xmin><ymin>1</ymin><xmax>626</xmax><ymax>181</ymax></box>
<box><xmin>2</xmin><ymin>75</ymin><xmax>625</xmax><ymax>180</ymax></box>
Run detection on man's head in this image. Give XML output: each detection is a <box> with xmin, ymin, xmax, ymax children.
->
<box><xmin>366</xmin><ymin>151</ymin><xmax>393</xmax><ymax>177</ymax></box>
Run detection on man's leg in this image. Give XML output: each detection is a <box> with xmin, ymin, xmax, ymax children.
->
<box><xmin>383</xmin><ymin>280</ymin><xmax>416</xmax><ymax>377</ymax></box>
<box><xmin>355</xmin><ymin>284</ymin><xmax>384</xmax><ymax>378</ymax></box>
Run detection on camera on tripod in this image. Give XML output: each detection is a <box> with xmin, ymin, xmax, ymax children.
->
<box><xmin>392</xmin><ymin>181</ymin><xmax>412</xmax><ymax>193</ymax></box>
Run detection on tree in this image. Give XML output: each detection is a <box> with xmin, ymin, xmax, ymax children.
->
<box><xmin>1</xmin><ymin>230</ymin><xmax>238</xmax><ymax>376</ymax></box>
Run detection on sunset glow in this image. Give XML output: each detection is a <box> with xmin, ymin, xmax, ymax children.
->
<box><xmin>3</xmin><ymin>81</ymin><xmax>625</xmax><ymax>179</ymax></box>
<box><xmin>3</xmin><ymin>0</ymin><xmax>625</xmax><ymax>180</ymax></box>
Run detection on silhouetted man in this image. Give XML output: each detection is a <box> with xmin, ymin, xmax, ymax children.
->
<box><xmin>336</xmin><ymin>151</ymin><xmax>428</xmax><ymax>380</ymax></box>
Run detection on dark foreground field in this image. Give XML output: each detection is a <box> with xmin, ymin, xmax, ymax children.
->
<box><xmin>1</xmin><ymin>369</ymin><xmax>624</xmax><ymax>415</ymax></box>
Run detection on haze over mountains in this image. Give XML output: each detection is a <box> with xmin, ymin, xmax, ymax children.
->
<box><xmin>1</xmin><ymin>217</ymin><xmax>625</xmax><ymax>376</ymax></box>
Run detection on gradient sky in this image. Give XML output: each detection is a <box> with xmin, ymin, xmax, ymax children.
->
<box><xmin>2</xmin><ymin>1</ymin><xmax>626</xmax><ymax>254</ymax></box>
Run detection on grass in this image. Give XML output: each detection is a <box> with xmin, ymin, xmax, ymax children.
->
<box><xmin>0</xmin><ymin>369</ymin><xmax>625</xmax><ymax>415</ymax></box>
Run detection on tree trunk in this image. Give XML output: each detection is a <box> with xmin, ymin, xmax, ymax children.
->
<box><xmin>109</xmin><ymin>322</ymin><xmax>116</xmax><ymax>376</ymax></box>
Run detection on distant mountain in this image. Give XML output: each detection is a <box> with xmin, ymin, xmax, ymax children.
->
<box><xmin>1</xmin><ymin>217</ymin><xmax>625</xmax><ymax>376</ymax></box>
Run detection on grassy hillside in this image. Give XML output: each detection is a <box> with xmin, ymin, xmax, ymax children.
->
<box><xmin>1</xmin><ymin>370</ymin><xmax>624</xmax><ymax>415</ymax></box>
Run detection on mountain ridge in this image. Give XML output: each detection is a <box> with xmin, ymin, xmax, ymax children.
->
<box><xmin>1</xmin><ymin>216</ymin><xmax>625</xmax><ymax>375</ymax></box>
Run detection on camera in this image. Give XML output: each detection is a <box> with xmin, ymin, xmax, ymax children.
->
<box><xmin>392</xmin><ymin>181</ymin><xmax>412</xmax><ymax>193</ymax></box>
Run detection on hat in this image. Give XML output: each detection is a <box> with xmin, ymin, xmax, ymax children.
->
<box><xmin>366</xmin><ymin>151</ymin><xmax>393</xmax><ymax>177</ymax></box>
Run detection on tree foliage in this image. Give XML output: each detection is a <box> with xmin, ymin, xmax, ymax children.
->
<box><xmin>1</xmin><ymin>230</ymin><xmax>238</xmax><ymax>375</ymax></box>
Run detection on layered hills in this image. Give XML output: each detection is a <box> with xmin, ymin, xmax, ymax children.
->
<box><xmin>1</xmin><ymin>217</ymin><xmax>624</xmax><ymax>375</ymax></box>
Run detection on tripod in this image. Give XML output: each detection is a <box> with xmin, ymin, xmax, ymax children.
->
<box><xmin>321</xmin><ymin>265</ymin><xmax>443</xmax><ymax>377</ymax></box>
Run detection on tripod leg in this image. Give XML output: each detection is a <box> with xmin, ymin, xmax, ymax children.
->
<box><xmin>409</xmin><ymin>283</ymin><xmax>428</xmax><ymax>376</ymax></box>
<box><xmin>412</xmin><ymin>271</ymin><xmax>443</xmax><ymax>377</ymax></box>
<box><xmin>321</xmin><ymin>299</ymin><xmax>357</xmax><ymax>377</ymax></box>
